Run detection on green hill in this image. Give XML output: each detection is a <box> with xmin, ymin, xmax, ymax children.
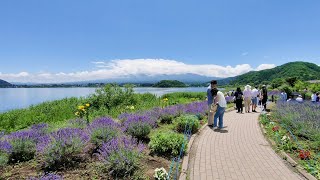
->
<box><xmin>0</xmin><ymin>79</ymin><xmax>13</xmax><ymax>88</ymax></box>
<box><xmin>153</xmin><ymin>80</ymin><xmax>187</xmax><ymax>88</ymax></box>
<box><xmin>224</xmin><ymin>61</ymin><xmax>320</xmax><ymax>85</ymax></box>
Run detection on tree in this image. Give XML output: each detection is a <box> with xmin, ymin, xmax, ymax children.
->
<box><xmin>285</xmin><ymin>77</ymin><xmax>298</xmax><ymax>87</ymax></box>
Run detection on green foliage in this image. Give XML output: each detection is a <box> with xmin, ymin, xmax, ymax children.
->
<box><xmin>0</xmin><ymin>97</ymin><xmax>84</xmax><ymax>132</ymax></box>
<box><xmin>39</xmin><ymin>137</ymin><xmax>85</xmax><ymax>170</ymax></box>
<box><xmin>174</xmin><ymin>115</ymin><xmax>200</xmax><ymax>134</ymax></box>
<box><xmin>0</xmin><ymin>85</ymin><xmax>161</xmax><ymax>133</ymax></box>
<box><xmin>149</xmin><ymin>131</ymin><xmax>187</xmax><ymax>157</ymax></box>
<box><xmin>0</xmin><ymin>152</ymin><xmax>9</xmax><ymax>167</ymax></box>
<box><xmin>271</xmin><ymin>78</ymin><xmax>285</xmax><ymax>89</ymax></box>
<box><xmin>90</xmin><ymin>127</ymin><xmax>120</xmax><ymax>147</ymax></box>
<box><xmin>106</xmin><ymin>148</ymin><xmax>142</xmax><ymax>178</ymax></box>
<box><xmin>226</xmin><ymin>61</ymin><xmax>320</xmax><ymax>85</ymax></box>
<box><xmin>278</xmin><ymin>84</ymin><xmax>293</xmax><ymax>97</ymax></box>
<box><xmin>9</xmin><ymin>139</ymin><xmax>36</xmax><ymax>163</ymax></box>
<box><xmin>159</xmin><ymin>114</ymin><xmax>175</xmax><ymax>124</ymax></box>
<box><xmin>285</xmin><ymin>77</ymin><xmax>298</xmax><ymax>87</ymax></box>
<box><xmin>259</xmin><ymin>114</ymin><xmax>269</xmax><ymax>125</ymax></box>
<box><xmin>126</xmin><ymin>123</ymin><xmax>152</xmax><ymax>141</ymax></box>
<box><xmin>153</xmin><ymin>80</ymin><xmax>187</xmax><ymax>88</ymax></box>
<box><xmin>88</xmin><ymin>84</ymin><xmax>138</xmax><ymax>112</ymax></box>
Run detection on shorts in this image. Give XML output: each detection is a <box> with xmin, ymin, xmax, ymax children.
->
<box><xmin>251</xmin><ymin>97</ymin><xmax>257</xmax><ymax>105</ymax></box>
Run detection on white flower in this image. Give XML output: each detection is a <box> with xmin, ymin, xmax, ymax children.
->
<box><xmin>281</xmin><ymin>135</ymin><xmax>288</xmax><ymax>141</ymax></box>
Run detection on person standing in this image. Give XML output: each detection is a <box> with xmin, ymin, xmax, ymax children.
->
<box><xmin>316</xmin><ymin>93</ymin><xmax>320</xmax><ymax>102</ymax></box>
<box><xmin>211</xmin><ymin>88</ymin><xmax>227</xmax><ymax>129</ymax></box>
<box><xmin>207</xmin><ymin>80</ymin><xmax>217</xmax><ymax>127</ymax></box>
<box><xmin>260</xmin><ymin>85</ymin><xmax>268</xmax><ymax>111</ymax></box>
<box><xmin>280</xmin><ymin>90</ymin><xmax>287</xmax><ymax>102</ymax></box>
<box><xmin>311</xmin><ymin>92</ymin><xmax>317</xmax><ymax>103</ymax></box>
<box><xmin>251</xmin><ymin>86</ymin><xmax>259</xmax><ymax>112</ymax></box>
<box><xmin>296</xmin><ymin>95</ymin><xmax>303</xmax><ymax>102</ymax></box>
<box><xmin>234</xmin><ymin>87</ymin><xmax>243</xmax><ymax>113</ymax></box>
<box><xmin>243</xmin><ymin>85</ymin><xmax>252</xmax><ymax>113</ymax></box>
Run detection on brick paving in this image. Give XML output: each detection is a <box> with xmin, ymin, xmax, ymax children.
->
<box><xmin>188</xmin><ymin>109</ymin><xmax>305</xmax><ymax>180</ymax></box>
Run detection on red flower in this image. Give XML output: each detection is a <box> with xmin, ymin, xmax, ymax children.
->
<box><xmin>272</xmin><ymin>126</ymin><xmax>279</xmax><ymax>132</ymax></box>
<box><xmin>299</xmin><ymin>150</ymin><xmax>311</xmax><ymax>160</ymax></box>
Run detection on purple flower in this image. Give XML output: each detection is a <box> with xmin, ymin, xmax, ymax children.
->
<box><xmin>52</xmin><ymin>128</ymin><xmax>90</xmax><ymax>146</ymax></box>
<box><xmin>123</xmin><ymin>114</ymin><xmax>156</xmax><ymax>131</ymax></box>
<box><xmin>98</xmin><ymin>136</ymin><xmax>145</xmax><ymax>161</ymax></box>
<box><xmin>89</xmin><ymin>117</ymin><xmax>120</xmax><ymax>130</ymax></box>
<box><xmin>0</xmin><ymin>140</ymin><xmax>12</xmax><ymax>153</ymax></box>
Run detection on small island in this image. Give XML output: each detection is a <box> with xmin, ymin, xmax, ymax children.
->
<box><xmin>152</xmin><ymin>80</ymin><xmax>187</xmax><ymax>88</ymax></box>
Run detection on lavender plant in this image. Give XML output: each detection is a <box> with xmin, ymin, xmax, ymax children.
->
<box><xmin>6</xmin><ymin>130</ymin><xmax>39</xmax><ymax>163</ymax></box>
<box><xmin>98</xmin><ymin>136</ymin><xmax>145</xmax><ymax>178</ymax></box>
<box><xmin>36</xmin><ymin>128</ymin><xmax>89</xmax><ymax>170</ymax></box>
<box><xmin>87</xmin><ymin>117</ymin><xmax>121</xmax><ymax>148</ymax></box>
<box><xmin>123</xmin><ymin>114</ymin><xmax>156</xmax><ymax>140</ymax></box>
<box><xmin>0</xmin><ymin>140</ymin><xmax>12</xmax><ymax>166</ymax></box>
<box><xmin>29</xmin><ymin>173</ymin><xmax>63</xmax><ymax>180</ymax></box>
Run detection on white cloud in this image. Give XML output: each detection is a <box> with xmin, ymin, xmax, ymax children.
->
<box><xmin>241</xmin><ymin>52</ymin><xmax>249</xmax><ymax>56</ymax></box>
<box><xmin>256</xmin><ymin>64</ymin><xmax>276</xmax><ymax>71</ymax></box>
<box><xmin>0</xmin><ymin>59</ymin><xmax>276</xmax><ymax>83</ymax></box>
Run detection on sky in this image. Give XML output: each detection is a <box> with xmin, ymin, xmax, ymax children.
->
<box><xmin>0</xmin><ymin>0</ymin><xmax>320</xmax><ymax>83</ymax></box>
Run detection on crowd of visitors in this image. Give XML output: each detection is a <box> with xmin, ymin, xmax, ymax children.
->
<box><xmin>207</xmin><ymin>79</ymin><xmax>320</xmax><ymax>130</ymax></box>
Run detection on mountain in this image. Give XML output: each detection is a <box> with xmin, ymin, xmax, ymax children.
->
<box><xmin>222</xmin><ymin>61</ymin><xmax>320</xmax><ymax>85</ymax></box>
<box><xmin>153</xmin><ymin>80</ymin><xmax>187</xmax><ymax>87</ymax></box>
<box><xmin>56</xmin><ymin>73</ymin><xmax>221</xmax><ymax>85</ymax></box>
<box><xmin>0</xmin><ymin>79</ymin><xmax>14</xmax><ymax>88</ymax></box>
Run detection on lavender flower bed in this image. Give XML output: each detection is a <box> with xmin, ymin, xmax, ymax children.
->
<box><xmin>275</xmin><ymin>101</ymin><xmax>320</xmax><ymax>131</ymax></box>
<box><xmin>273</xmin><ymin>101</ymin><xmax>320</xmax><ymax>149</ymax></box>
<box><xmin>0</xmin><ymin>100</ymin><xmax>207</xmax><ymax>178</ymax></box>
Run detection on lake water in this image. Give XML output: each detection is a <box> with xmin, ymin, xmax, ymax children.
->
<box><xmin>0</xmin><ymin>87</ymin><xmax>208</xmax><ymax>113</ymax></box>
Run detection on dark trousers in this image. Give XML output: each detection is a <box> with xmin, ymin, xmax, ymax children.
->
<box><xmin>236</xmin><ymin>100</ymin><xmax>243</xmax><ymax>113</ymax></box>
<box><xmin>262</xmin><ymin>99</ymin><xmax>267</xmax><ymax>110</ymax></box>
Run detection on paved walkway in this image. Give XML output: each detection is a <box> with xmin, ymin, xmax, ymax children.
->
<box><xmin>188</xmin><ymin>109</ymin><xmax>305</xmax><ymax>180</ymax></box>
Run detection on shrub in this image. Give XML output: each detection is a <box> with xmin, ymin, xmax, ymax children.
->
<box><xmin>88</xmin><ymin>117</ymin><xmax>121</xmax><ymax>148</ymax></box>
<box><xmin>36</xmin><ymin>128</ymin><xmax>89</xmax><ymax>170</ymax></box>
<box><xmin>149</xmin><ymin>131</ymin><xmax>187</xmax><ymax>157</ymax></box>
<box><xmin>123</xmin><ymin>114</ymin><xmax>156</xmax><ymax>140</ymax></box>
<box><xmin>0</xmin><ymin>140</ymin><xmax>11</xmax><ymax>166</ymax></box>
<box><xmin>6</xmin><ymin>130</ymin><xmax>39</xmax><ymax>163</ymax></box>
<box><xmin>159</xmin><ymin>106</ymin><xmax>181</xmax><ymax>124</ymax></box>
<box><xmin>175</xmin><ymin>115</ymin><xmax>200</xmax><ymax>134</ymax></box>
<box><xmin>88</xmin><ymin>84</ymin><xmax>138</xmax><ymax>113</ymax></box>
<box><xmin>98</xmin><ymin>136</ymin><xmax>145</xmax><ymax>178</ymax></box>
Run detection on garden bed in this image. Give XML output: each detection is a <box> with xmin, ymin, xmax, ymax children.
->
<box><xmin>0</xmin><ymin>98</ymin><xmax>208</xmax><ymax>179</ymax></box>
<box><xmin>259</xmin><ymin>101</ymin><xmax>320</xmax><ymax>180</ymax></box>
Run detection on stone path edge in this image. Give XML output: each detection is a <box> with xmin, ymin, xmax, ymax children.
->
<box><xmin>179</xmin><ymin>107</ymin><xmax>235</xmax><ymax>180</ymax></box>
<box><xmin>259</xmin><ymin>117</ymin><xmax>317</xmax><ymax>180</ymax></box>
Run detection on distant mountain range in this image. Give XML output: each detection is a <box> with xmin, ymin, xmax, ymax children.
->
<box><xmin>0</xmin><ymin>79</ymin><xmax>13</xmax><ymax>88</ymax></box>
<box><xmin>221</xmin><ymin>61</ymin><xmax>320</xmax><ymax>85</ymax></box>
<box><xmin>2</xmin><ymin>61</ymin><xmax>320</xmax><ymax>87</ymax></box>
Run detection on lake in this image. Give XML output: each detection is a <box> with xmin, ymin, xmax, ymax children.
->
<box><xmin>0</xmin><ymin>87</ymin><xmax>208</xmax><ymax>113</ymax></box>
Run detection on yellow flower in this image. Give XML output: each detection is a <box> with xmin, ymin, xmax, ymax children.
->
<box><xmin>86</xmin><ymin>103</ymin><xmax>90</xmax><ymax>107</ymax></box>
<box><xmin>82</xmin><ymin>109</ymin><xmax>86</xmax><ymax>112</ymax></box>
<box><xmin>130</xmin><ymin>105</ymin><xmax>135</xmax><ymax>110</ymax></box>
<box><xmin>75</xmin><ymin>112</ymin><xmax>79</xmax><ymax>116</ymax></box>
<box><xmin>163</xmin><ymin>98</ymin><xmax>168</xmax><ymax>101</ymax></box>
<box><xmin>78</xmin><ymin>105</ymin><xmax>85</xmax><ymax>110</ymax></box>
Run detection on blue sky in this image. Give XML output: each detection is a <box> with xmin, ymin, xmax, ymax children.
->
<box><xmin>0</xmin><ymin>0</ymin><xmax>319</xmax><ymax>83</ymax></box>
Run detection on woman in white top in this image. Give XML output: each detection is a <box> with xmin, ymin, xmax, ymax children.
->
<box><xmin>211</xmin><ymin>88</ymin><xmax>227</xmax><ymax>129</ymax></box>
